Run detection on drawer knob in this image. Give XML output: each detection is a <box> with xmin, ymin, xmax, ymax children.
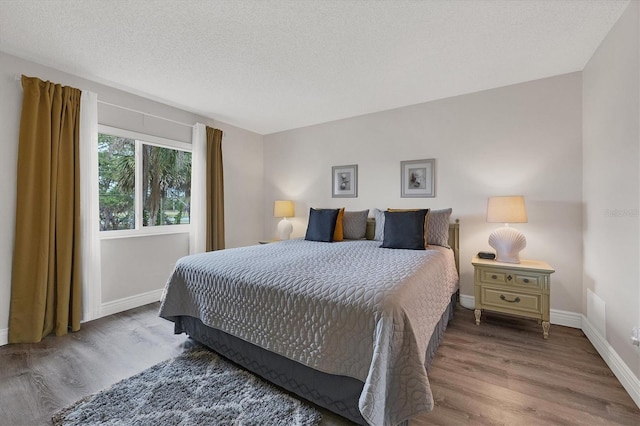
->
<box><xmin>500</xmin><ymin>294</ymin><xmax>521</xmax><ymax>303</ymax></box>
<box><xmin>507</xmin><ymin>275</ymin><xmax>513</xmax><ymax>281</ymax></box>
<box><xmin>523</xmin><ymin>278</ymin><xmax>530</xmax><ymax>283</ymax></box>
<box><xmin>491</xmin><ymin>275</ymin><xmax>497</xmax><ymax>280</ymax></box>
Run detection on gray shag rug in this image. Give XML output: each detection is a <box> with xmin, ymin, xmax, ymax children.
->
<box><xmin>52</xmin><ymin>347</ymin><xmax>323</xmax><ymax>426</ymax></box>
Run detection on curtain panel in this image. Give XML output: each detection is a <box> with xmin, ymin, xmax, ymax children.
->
<box><xmin>205</xmin><ymin>127</ymin><xmax>225</xmax><ymax>251</ymax></box>
<box><xmin>189</xmin><ymin>123</ymin><xmax>207</xmax><ymax>255</ymax></box>
<box><xmin>79</xmin><ymin>90</ymin><xmax>101</xmax><ymax>322</ymax></box>
<box><xmin>9</xmin><ymin>76</ymin><xmax>83</xmax><ymax>343</ymax></box>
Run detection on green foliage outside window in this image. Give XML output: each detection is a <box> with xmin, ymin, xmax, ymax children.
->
<box><xmin>142</xmin><ymin>145</ymin><xmax>192</xmax><ymax>226</ymax></box>
<box><xmin>98</xmin><ymin>133</ymin><xmax>191</xmax><ymax>231</ymax></box>
<box><xmin>99</xmin><ymin>134</ymin><xmax>135</xmax><ymax>231</ymax></box>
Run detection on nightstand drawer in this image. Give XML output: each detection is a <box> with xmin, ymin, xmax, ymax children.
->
<box><xmin>480</xmin><ymin>269</ymin><xmax>508</xmax><ymax>284</ymax></box>
<box><xmin>479</xmin><ymin>268</ymin><xmax>543</xmax><ymax>290</ymax></box>
<box><xmin>481</xmin><ymin>287</ymin><xmax>541</xmax><ymax>314</ymax></box>
<box><xmin>514</xmin><ymin>273</ymin><xmax>542</xmax><ymax>289</ymax></box>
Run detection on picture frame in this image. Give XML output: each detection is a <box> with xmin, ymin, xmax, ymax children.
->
<box><xmin>401</xmin><ymin>159</ymin><xmax>435</xmax><ymax>198</ymax></box>
<box><xmin>332</xmin><ymin>164</ymin><xmax>358</xmax><ymax>198</ymax></box>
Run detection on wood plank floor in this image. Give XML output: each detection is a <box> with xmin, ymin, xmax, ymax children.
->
<box><xmin>0</xmin><ymin>303</ymin><xmax>637</xmax><ymax>426</ymax></box>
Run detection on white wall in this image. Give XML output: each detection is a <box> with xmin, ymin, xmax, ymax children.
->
<box><xmin>583</xmin><ymin>0</ymin><xmax>640</xmax><ymax>379</ymax></box>
<box><xmin>0</xmin><ymin>52</ymin><xmax>264</xmax><ymax>337</ymax></box>
<box><xmin>263</xmin><ymin>73</ymin><xmax>584</xmax><ymax>314</ymax></box>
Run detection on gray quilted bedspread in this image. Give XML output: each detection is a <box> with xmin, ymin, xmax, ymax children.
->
<box><xmin>159</xmin><ymin>239</ymin><xmax>458</xmax><ymax>426</ymax></box>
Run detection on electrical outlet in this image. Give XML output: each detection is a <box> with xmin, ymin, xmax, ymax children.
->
<box><xmin>632</xmin><ymin>327</ymin><xmax>640</xmax><ymax>347</ymax></box>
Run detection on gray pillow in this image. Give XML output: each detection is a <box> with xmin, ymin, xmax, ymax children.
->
<box><xmin>343</xmin><ymin>210</ymin><xmax>369</xmax><ymax>239</ymax></box>
<box><xmin>373</xmin><ymin>208</ymin><xmax>385</xmax><ymax>241</ymax></box>
<box><xmin>427</xmin><ymin>208</ymin><xmax>452</xmax><ymax>248</ymax></box>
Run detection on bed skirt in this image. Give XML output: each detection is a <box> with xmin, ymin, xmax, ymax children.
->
<box><xmin>171</xmin><ymin>292</ymin><xmax>457</xmax><ymax>425</ymax></box>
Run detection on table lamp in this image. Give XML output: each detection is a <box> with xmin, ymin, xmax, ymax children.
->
<box><xmin>486</xmin><ymin>195</ymin><xmax>528</xmax><ymax>263</ymax></box>
<box><xmin>274</xmin><ymin>200</ymin><xmax>295</xmax><ymax>240</ymax></box>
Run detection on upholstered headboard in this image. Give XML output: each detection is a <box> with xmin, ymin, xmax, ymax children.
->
<box><xmin>365</xmin><ymin>218</ymin><xmax>460</xmax><ymax>274</ymax></box>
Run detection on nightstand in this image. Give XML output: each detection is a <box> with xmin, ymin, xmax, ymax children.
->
<box><xmin>472</xmin><ymin>256</ymin><xmax>555</xmax><ymax>339</ymax></box>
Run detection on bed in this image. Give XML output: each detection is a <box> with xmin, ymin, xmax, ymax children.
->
<box><xmin>159</xmin><ymin>216</ymin><xmax>460</xmax><ymax>426</ymax></box>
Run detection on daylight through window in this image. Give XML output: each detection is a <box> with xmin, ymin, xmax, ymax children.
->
<box><xmin>99</xmin><ymin>129</ymin><xmax>192</xmax><ymax>232</ymax></box>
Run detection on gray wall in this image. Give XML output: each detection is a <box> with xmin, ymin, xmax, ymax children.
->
<box><xmin>583</xmin><ymin>1</ymin><xmax>640</xmax><ymax>378</ymax></box>
<box><xmin>100</xmin><ymin>233</ymin><xmax>189</xmax><ymax>302</ymax></box>
<box><xmin>263</xmin><ymin>72</ymin><xmax>584</xmax><ymax>314</ymax></box>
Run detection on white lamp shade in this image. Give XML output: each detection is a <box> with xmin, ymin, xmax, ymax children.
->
<box><xmin>486</xmin><ymin>196</ymin><xmax>527</xmax><ymax>223</ymax></box>
<box><xmin>274</xmin><ymin>200</ymin><xmax>295</xmax><ymax>218</ymax></box>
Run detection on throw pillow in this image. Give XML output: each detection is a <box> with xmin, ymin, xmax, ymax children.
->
<box><xmin>305</xmin><ymin>208</ymin><xmax>340</xmax><ymax>242</ymax></box>
<box><xmin>381</xmin><ymin>210</ymin><xmax>429</xmax><ymax>250</ymax></box>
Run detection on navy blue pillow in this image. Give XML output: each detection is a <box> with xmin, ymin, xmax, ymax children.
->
<box><xmin>381</xmin><ymin>210</ymin><xmax>429</xmax><ymax>250</ymax></box>
<box><xmin>305</xmin><ymin>208</ymin><xmax>340</xmax><ymax>242</ymax></box>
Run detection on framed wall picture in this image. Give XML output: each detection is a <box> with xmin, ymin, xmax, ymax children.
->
<box><xmin>332</xmin><ymin>164</ymin><xmax>358</xmax><ymax>198</ymax></box>
<box><xmin>401</xmin><ymin>159</ymin><xmax>435</xmax><ymax>198</ymax></box>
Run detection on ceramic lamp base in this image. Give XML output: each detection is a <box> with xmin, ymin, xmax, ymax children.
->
<box><xmin>488</xmin><ymin>226</ymin><xmax>526</xmax><ymax>263</ymax></box>
<box><xmin>277</xmin><ymin>217</ymin><xmax>293</xmax><ymax>240</ymax></box>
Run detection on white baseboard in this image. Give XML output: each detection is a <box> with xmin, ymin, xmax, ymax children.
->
<box><xmin>582</xmin><ymin>316</ymin><xmax>640</xmax><ymax>409</ymax></box>
<box><xmin>0</xmin><ymin>328</ymin><xmax>7</xmax><ymax>346</ymax></box>
<box><xmin>458</xmin><ymin>294</ymin><xmax>582</xmax><ymax>328</ymax></box>
<box><xmin>99</xmin><ymin>289</ymin><xmax>164</xmax><ymax>318</ymax></box>
<box><xmin>550</xmin><ymin>308</ymin><xmax>583</xmax><ymax>328</ymax></box>
<box><xmin>459</xmin><ymin>294</ymin><xmax>475</xmax><ymax>310</ymax></box>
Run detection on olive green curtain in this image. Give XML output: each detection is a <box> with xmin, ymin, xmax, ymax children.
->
<box><xmin>205</xmin><ymin>127</ymin><xmax>225</xmax><ymax>251</ymax></box>
<box><xmin>8</xmin><ymin>76</ymin><xmax>82</xmax><ymax>343</ymax></box>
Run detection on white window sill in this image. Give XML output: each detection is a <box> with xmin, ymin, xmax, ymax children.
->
<box><xmin>99</xmin><ymin>225</ymin><xmax>190</xmax><ymax>240</ymax></box>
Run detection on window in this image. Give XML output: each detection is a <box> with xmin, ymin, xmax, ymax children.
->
<box><xmin>98</xmin><ymin>126</ymin><xmax>192</xmax><ymax>235</ymax></box>
<box><xmin>98</xmin><ymin>133</ymin><xmax>135</xmax><ymax>230</ymax></box>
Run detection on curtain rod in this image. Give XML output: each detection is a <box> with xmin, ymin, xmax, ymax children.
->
<box><xmin>14</xmin><ymin>74</ymin><xmax>196</xmax><ymax>129</ymax></box>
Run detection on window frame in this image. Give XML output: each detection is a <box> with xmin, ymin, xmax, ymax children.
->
<box><xmin>98</xmin><ymin>125</ymin><xmax>192</xmax><ymax>239</ymax></box>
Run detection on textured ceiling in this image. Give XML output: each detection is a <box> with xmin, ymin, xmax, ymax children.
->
<box><xmin>0</xmin><ymin>0</ymin><xmax>630</xmax><ymax>135</ymax></box>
